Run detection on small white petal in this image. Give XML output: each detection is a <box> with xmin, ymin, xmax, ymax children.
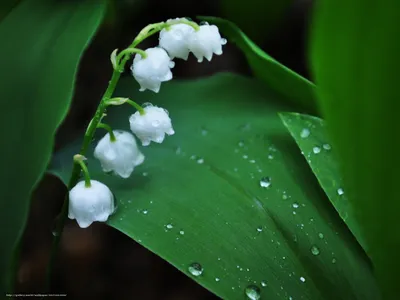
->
<box><xmin>94</xmin><ymin>131</ymin><xmax>144</xmax><ymax>178</ymax></box>
<box><xmin>159</xmin><ymin>21</ymin><xmax>194</xmax><ymax>60</ymax></box>
<box><xmin>188</xmin><ymin>24</ymin><xmax>226</xmax><ymax>63</ymax></box>
<box><xmin>131</xmin><ymin>47</ymin><xmax>173</xmax><ymax>93</ymax></box>
<box><xmin>68</xmin><ymin>180</ymin><xmax>115</xmax><ymax>228</ymax></box>
<box><xmin>129</xmin><ymin>106</ymin><xmax>174</xmax><ymax>146</ymax></box>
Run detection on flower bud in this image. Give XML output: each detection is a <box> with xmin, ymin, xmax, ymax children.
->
<box><xmin>68</xmin><ymin>180</ymin><xmax>115</xmax><ymax>228</ymax></box>
<box><xmin>94</xmin><ymin>130</ymin><xmax>144</xmax><ymax>178</ymax></box>
<box><xmin>129</xmin><ymin>105</ymin><xmax>174</xmax><ymax>146</ymax></box>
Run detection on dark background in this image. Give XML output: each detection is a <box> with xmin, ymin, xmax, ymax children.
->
<box><xmin>16</xmin><ymin>0</ymin><xmax>313</xmax><ymax>298</ymax></box>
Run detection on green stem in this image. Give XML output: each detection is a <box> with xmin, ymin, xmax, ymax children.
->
<box><xmin>126</xmin><ymin>99</ymin><xmax>145</xmax><ymax>115</ymax></box>
<box><xmin>97</xmin><ymin>123</ymin><xmax>116</xmax><ymax>141</ymax></box>
<box><xmin>116</xmin><ymin>48</ymin><xmax>147</xmax><ymax>68</ymax></box>
<box><xmin>73</xmin><ymin>155</ymin><xmax>91</xmax><ymax>187</ymax></box>
<box><xmin>45</xmin><ymin>65</ymin><xmax>124</xmax><ymax>292</ymax></box>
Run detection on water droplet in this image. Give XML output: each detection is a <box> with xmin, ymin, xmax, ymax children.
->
<box><xmin>166</xmin><ymin>224</ymin><xmax>173</xmax><ymax>229</ymax></box>
<box><xmin>282</xmin><ymin>194</ymin><xmax>288</xmax><ymax>200</ymax></box>
<box><xmin>337</xmin><ymin>188</ymin><xmax>344</xmax><ymax>196</ymax></box>
<box><xmin>292</xmin><ymin>202</ymin><xmax>299</xmax><ymax>209</ymax></box>
<box><xmin>142</xmin><ymin>102</ymin><xmax>153</xmax><ymax>108</ymax></box>
<box><xmin>300</xmin><ymin>128</ymin><xmax>310</xmax><ymax>138</ymax></box>
<box><xmin>142</xmin><ymin>172</ymin><xmax>148</xmax><ymax>176</ymax></box>
<box><xmin>196</xmin><ymin>158</ymin><xmax>204</xmax><ymax>164</ymax></box>
<box><xmin>332</xmin><ymin>258</ymin><xmax>337</xmax><ymax>264</ymax></box>
<box><xmin>243</xmin><ymin>155</ymin><xmax>248</xmax><ymax>159</ymax></box>
<box><xmin>175</xmin><ymin>147</ymin><xmax>182</xmax><ymax>155</ymax></box>
<box><xmin>245</xmin><ymin>285</ymin><xmax>261</xmax><ymax>300</ymax></box>
<box><xmin>268</xmin><ymin>154</ymin><xmax>274</xmax><ymax>160</ymax></box>
<box><xmin>221</xmin><ymin>38</ymin><xmax>227</xmax><ymax>45</ymax></box>
<box><xmin>292</xmin><ymin>211</ymin><xmax>297</xmax><ymax>215</ymax></box>
<box><xmin>249</xmin><ymin>159</ymin><xmax>256</xmax><ymax>163</ymax></box>
<box><xmin>311</xmin><ymin>245</ymin><xmax>320</xmax><ymax>256</ymax></box>
<box><xmin>313</xmin><ymin>146</ymin><xmax>321</xmax><ymax>154</ymax></box>
<box><xmin>259</xmin><ymin>177</ymin><xmax>271</xmax><ymax>188</ymax></box>
<box><xmin>179</xmin><ymin>230</ymin><xmax>185</xmax><ymax>235</ymax></box>
<box><xmin>201</xmin><ymin>129</ymin><xmax>208</xmax><ymax>136</ymax></box>
<box><xmin>238</xmin><ymin>141</ymin><xmax>245</xmax><ymax>147</ymax></box>
<box><xmin>323</xmin><ymin>143</ymin><xmax>331</xmax><ymax>150</ymax></box>
<box><xmin>256</xmin><ymin>226</ymin><xmax>263</xmax><ymax>232</ymax></box>
<box><xmin>169</xmin><ymin>61</ymin><xmax>175</xmax><ymax>68</ymax></box>
<box><xmin>318</xmin><ymin>233</ymin><xmax>324</xmax><ymax>239</ymax></box>
<box><xmin>261</xmin><ymin>280</ymin><xmax>267</xmax><ymax>287</ymax></box>
<box><xmin>300</xmin><ymin>276</ymin><xmax>306</xmax><ymax>283</ymax></box>
<box><xmin>215</xmin><ymin>277</ymin><xmax>220</xmax><ymax>282</ymax></box>
<box><xmin>142</xmin><ymin>209</ymin><xmax>148</xmax><ymax>215</ymax></box>
<box><xmin>188</xmin><ymin>262</ymin><xmax>203</xmax><ymax>276</ymax></box>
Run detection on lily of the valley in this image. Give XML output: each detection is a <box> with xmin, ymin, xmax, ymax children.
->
<box><xmin>68</xmin><ymin>180</ymin><xmax>115</xmax><ymax>228</ymax></box>
<box><xmin>94</xmin><ymin>130</ymin><xmax>144</xmax><ymax>178</ymax></box>
<box><xmin>129</xmin><ymin>105</ymin><xmax>174</xmax><ymax>146</ymax></box>
<box><xmin>159</xmin><ymin>20</ymin><xmax>195</xmax><ymax>60</ymax></box>
<box><xmin>130</xmin><ymin>47</ymin><xmax>174</xmax><ymax>93</ymax></box>
<box><xmin>188</xmin><ymin>24</ymin><xmax>226</xmax><ymax>62</ymax></box>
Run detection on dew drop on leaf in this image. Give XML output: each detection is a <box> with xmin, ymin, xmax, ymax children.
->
<box><xmin>300</xmin><ymin>128</ymin><xmax>310</xmax><ymax>138</ymax></box>
<box><xmin>256</xmin><ymin>226</ymin><xmax>263</xmax><ymax>232</ymax></box>
<box><xmin>300</xmin><ymin>276</ymin><xmax>306</xmax><ymax>282</ymax></box>
<box><xmin>318</xmin><ymin>233</ymin><xmax>324</xmax><ymax>239</ymax></box>
<box><xmin>245</xmin><ymin>285</ymin><xmax>261</xmax><ymax>300</ymax></box>
<box><xmin>323</xmin><ymin>143</ymin><xmax>331</xmax><ymax>150</ymax></box>
<box><xmin>166</xmin><ymin>223</ymin><xmax>173</xmax><ymax>229</ymax></box>
<box><xmin>312</xmin><ymin>146</ymin><xmax>321</xmax><ymax>154</ymax></box>
<box><xmin>261</xmin><ymin>280</ymin><xmax>267</xmax><ymax>287</ymax></box>
<box><xmin>337</xmin><ymin>188</ymin><xmax>344</xmax><ymax>196</ymax></box>
<box><xmin>188</xmin><ymin>262</ymin><xmax>203</xmax><ymax>276</ymax></box>
<box><xmin>311</xmin><ymin>245</ymin><xmax>320</xmax><ymax>256</ymax></box>
<box><xmin>259</xmin><ymin>177</ymin><xmax>271</xmax><ymax>188</ymax></box>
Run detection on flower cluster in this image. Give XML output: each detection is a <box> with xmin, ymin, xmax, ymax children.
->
<box><xmin>131</xmin><ymin>18</ymin><xmax>226</xmax><ymax>93</ymax></box>
<box><xmin>67</xmin><ymin>18</ymin><xmax>226</xmax><ymax>228</ymax></box>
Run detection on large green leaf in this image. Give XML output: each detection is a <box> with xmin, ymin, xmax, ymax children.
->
<box><xmin>310</xmin><ymin>1</ymin><xmax>400</xmax><ymax>298</ymax></box>
<box><xmin>0</xmin><ymin>0</ymin><xmax>106</xmax><ymax>291</ymax></box>
<box><xmin>279</xmin><ymin>112</ymin><xmax>367</xmax><ymax>252</ymax></box>
<box><xmin>219</xmin><ymin>0</ymin><xmax>293</xmax><ymax>42</ymax></box>
<box><xmin>199</xmin><ymin>17</ymin><xmax>317</xmax><ymax>113</ymax></box>
<box><xmin>50</xmin><ymin>74</ymin><xmax>379</xmax><ymax>300</ymax></box>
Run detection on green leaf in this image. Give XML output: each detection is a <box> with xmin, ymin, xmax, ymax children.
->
<box><xmin>279</xmin><ymin>112</ymin><xmax>367</xmax><ymax>252</ymax></box>
<box><xmin>0</xmin><ymin>0</ymin><xmax>106</xmax><ymax>291</ymax></box>
<box><xmin>50</xmin><ymin>74</ymin><xmax>379</xmax><ymax>300</ymax></box>
<box><xmin>199</xmin><ymin>17</ymin><xmax>317</xmax><ymax>113</ymax></box>
<box><xmin>219</xmin><ymin>0</ymin><xmax>293</xmax><ymax>42</ymax></box>
<box><xmin>310</xmin><ymin>1</ymin><xmax>400</xmax><ymax>298</ymax></box>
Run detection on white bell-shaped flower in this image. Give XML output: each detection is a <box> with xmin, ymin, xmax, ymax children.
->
<box><xmin>159</xmin><ymin>20</ymin><xmax>195</xmax><ymax>60</ymax></box>
<box><xmin>188</xmin><ymin>24</ymin><xmax>227</xmax><ymax>62</ymax></box>
<box><xmin>131</xmin><ymin>47</ymin><xmax>174</xmax><ymax>93</ymax></box>
<box><xmin>94</xmin><ymin>130</ymin><xmax>144</xmax><ymax>178</ymax></box>
<box><xmin>68</xmin><ymin>180</ymin><xmax>115</xmax><ymax>228</ymax></box>
<box><xmin>129</xmin><ymin>105</ymin><xmax>174</xmax><ymax>146</ymax></box>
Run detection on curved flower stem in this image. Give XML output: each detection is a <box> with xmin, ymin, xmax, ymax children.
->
<box><xmin>97</xmin><ymin>123</ymin><xmax>116</xmax><ymax>141</ymax></box>
<box><xmin>45</xmin><ymin>59</ymin><xmax>125</xmax><ymax>292</ymax></box>
<box><xmin>126</xmin><ymin>99</ymin><xmax>145</xmax><ymax>115</ymax></box>
<box><xmin>73</xmin><ymin>155</ymin><xmax>91</xmax><ymax>187</ymax></box>
<box><xmin>45</xmin><ymin>17</ymin><xmax>200</xmax><ymax>291</ymax></box>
